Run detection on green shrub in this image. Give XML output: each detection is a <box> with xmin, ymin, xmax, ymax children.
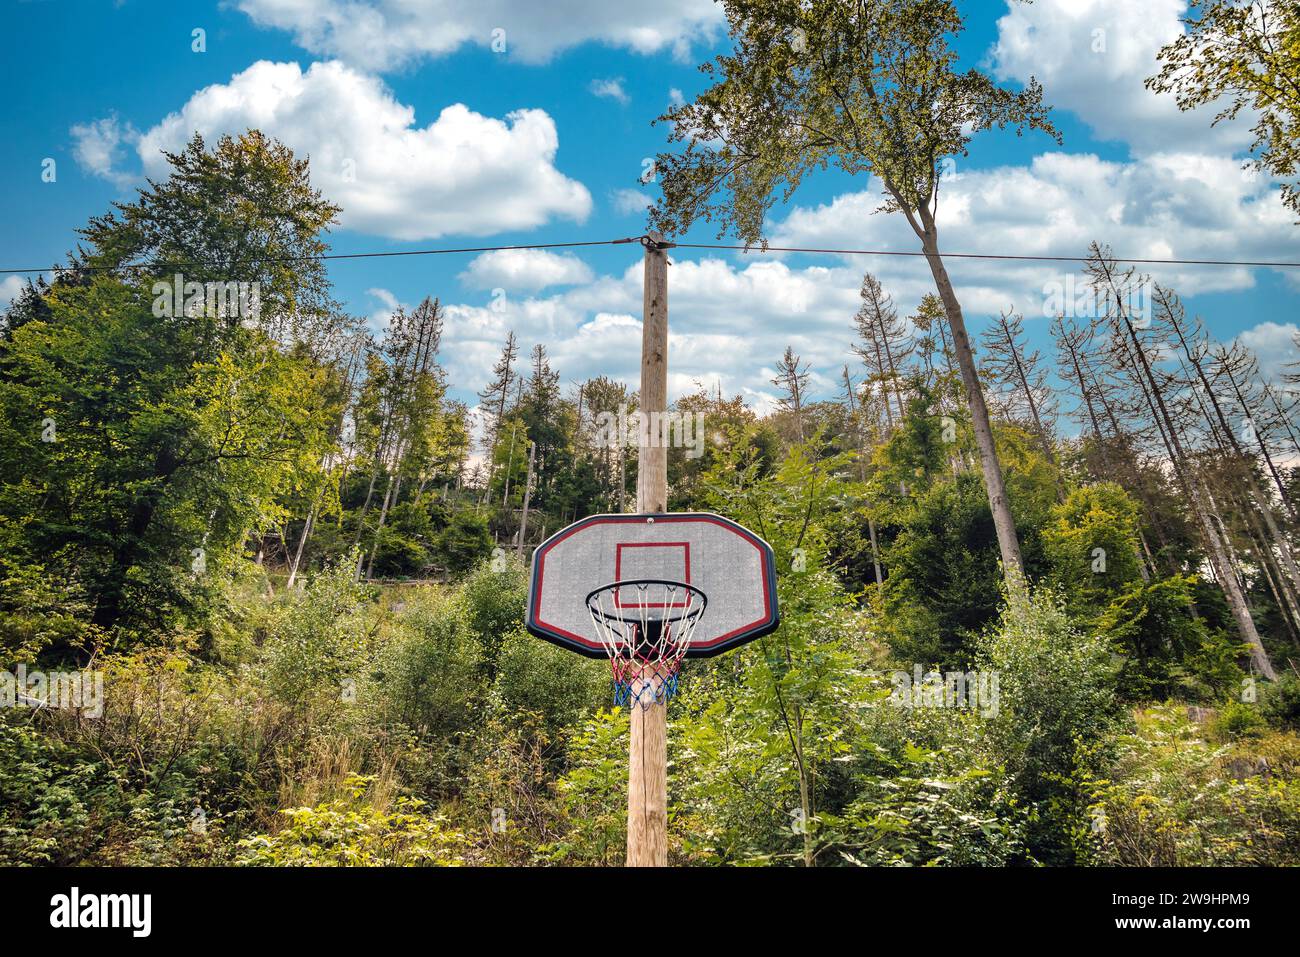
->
<box><xmin>237</xmin><ymin>774</ymin><xmax>468</xmax><ymax>866</ymax></box>
<box><xmin>459</xmin><ymin>555</ymin><xmax>528</xmax><ymax>674</ymax></box>
<box><xmin>1091</xmin><ymin>705</ymin><xmax>1300</xmax><ymax>866</ymax></box>
<box><xmin>1210</xmin><ymin>699</ymin><xmax>1268</xmax><ymax>741</ymax></box>
<box><xmin>369</xmin><ymin>590</ymin><xmax>485</xmax><ymax>741</ymax></box>
<box><xmin>263</xmin><ymin>554</ymin><xmax>373</xmax><ymax>704</ymax></box>
<box><xmin>1260</xmin><ymin>672</ymin><xmax>1300</xmax><ymax>731</ymax></box>
<box><xmin>437</xmin><ymin>508</ymin><xmax>493</xmax><ymax>574</ymax></box>
<box><xmin>542</xmin><ymin>709</ymin><xmax>630</xmax><ymax>865</ymax></box>
<box><xmin>491</xmin><ymin>628</ymin><xmax>605</xmax><ymax>737</ymax></box>
<box><xmin>976</xmin><ymin>589</ymin><xmax>1123</xmax><ymax>864</ymax></box>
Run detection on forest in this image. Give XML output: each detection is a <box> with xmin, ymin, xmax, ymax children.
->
<box><xmin>3</xmin><ymin>0</ymin><xmax>1300</xmax><ymax>868</ymax></box>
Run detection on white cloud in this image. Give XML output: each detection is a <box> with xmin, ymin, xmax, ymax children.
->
<box><xmin>364</xmin><ymin>287</ymin><xmax>404</xmax><ymax>333</ymax></box>
<box><xmin>610</xmin><ymin>188</ymin><xmax>652</xmax><ymax>215</ymax></box>
<box><xmin>988</xmin><ymin>0</ymin><xmax>1251</xmax><ymax>156</ymax></box>
<box><xmin>131</xmin><ymin>60</ymin><xmax>591</xmax><ymax>241</ymax></box>
<box><xmin>235</xmin><ymin>0</ymin><xmax>723</xmax><ymax>70</ymax></box>
<box><xmin>768</xmin><ymin>151</ymin><xmax>1296</xmax><ymax>314</ymax></box>
<box><xmin>460</xmin><ymin>248</ymin><xmax>594</xmax><ymax>291</ymax></box>
<box><xmin>1</xmin><ymin>276</ymin><xmax>27</xmax><ymax>311</ymax></box>
<box><xmin>436</xmin><ymin>254</ymin><xmax>865</xmax><ymax>410</ymax></box>
<box><xmin>70</xmin><ymin>114</ymin><xmax>139</xmax><ymax>188</ymax></box>
<box><xmin>589</xmin><ymin>77</ymin><xmax>630</xmax><ymax>105</ymax></box>
<box><xmin>1237</xmin><ymin>321</ymin><xmax>1299</xmax><ymax>383</ymax></box>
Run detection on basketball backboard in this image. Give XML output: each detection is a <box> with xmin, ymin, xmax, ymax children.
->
<box><xmin>526</xmin><ymin>512</ymin><xmax>779</xmax><ymax>659</ymax></box>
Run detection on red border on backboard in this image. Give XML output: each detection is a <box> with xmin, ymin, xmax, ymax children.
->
<box><xmin>614</xmin><ymin>541</ymin><xmax>690</xmax><ymax>608</ymax></box>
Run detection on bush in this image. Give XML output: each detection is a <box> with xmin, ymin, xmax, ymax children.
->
<box><xmin>976</xmin><ymin>589</ymin><xmax>1122</xmax><ymax>864</ymax></box>
<box><xmin>369</xmin><ymin>589</ymin><xmax>485</xmax><ymax>744</ymax></box>
<box><xmin>0</xmin><ymin>706</ymin><xmax>230</xmax><ymax>866</ymax></box>
<box><xmin>460</xmin><ymin>555</ymin><xmax>528</xmax><ymax>674</ymax></box>
<box><xmin>0</xmin><ymin>553</ymin><xmax>99</xmax><ymax>663</ymax></box>
<box><xmin>1260</xmin><ymin>672</ymin><xmax>1300</xmax><ymax>732</ymax></box>
<box><xmin>491</xmin><ymin>628</ymin><xmax>605</xmax><ymax>738</ymax></box>
<box><xmin>1091</xmin><ymin>705</ymin><xmax>1300</xmax><ymax>866</ymax></box>
<box><xmin>237</xmin><ymin>774</ymin><xmax>468</xmax><ymax>866</ymax></box>
<box><xmin>1210</xmin><ymin>699</ymin><xmax>1268</xmax><ymax>741</ymax></box>
<box><xmin>263</xmin><ymin>554</ymin><xmax>373</xmax><ymax>704</ymax></box>
<box><xmin>542</xmin><ymin>709</ymin><xmax>630</xmax><ymax>865</ymax></box>
<box><xmin>437</xmin><ymin>508</ymin><xmax>493</xmax><ymax>574</ymax></box>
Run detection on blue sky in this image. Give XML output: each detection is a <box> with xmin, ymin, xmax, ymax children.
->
<box><xmin>2</xmin><ymin>0</ymin><xmax>1297</xmax><ymax>422</ymax></box>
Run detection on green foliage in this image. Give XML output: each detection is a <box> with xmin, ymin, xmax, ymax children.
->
<box><xmin>651</xmin><ymin>0</ymin><xmax>1058</xmax><ymax>242</ymax></box>
<box><xmin>1148</xmin><ymin>0</ymin><xmax>1300</xmax><ymax>219</ymax></box>
<box><xmin>1091</xmin><ymin>706</ymin><xmax>1300</xmax><ymax>866</ymax></box>
<box><xmin>1094</xmin><ymin>575</ymin><xmax>1240</xmax><ymax>701</ymax></box>
<box><xmin>237</xmin><ymin>774</ymin><xmax>468</xmax><ymax>866</ymax></box>
<box><xmin>544</xmin><ymin>709</ymin><xmax>630</xmax><ymax>865</ymax></box>
<box><xmin>368</xmin><ymin>589</ymin><xmax>486</xmax><ymax>750</ymax></box>
<box><xmin>492</xmin><ymin>629</ymin><xmax>606</xmax><ymax>738</ymax></box>
<box><xmin>264</xmin><ymin>554</ymin><xmax>374</xmax><ymax>703</ymax></box>
<box><xmin>8</xmin><ymin>131</ymin><xmax>345</xmax><ymax>639</ymax></box>
<box><xmin>976</xmin><ymin>589</ymin><xmax>1123</xmax><ymax>864</ymax></box>
<box><xmin>1211</xmin><ymin>699</ymin><xmax>1269</xmax><ymax>741</ymax></box>
<box><xmin>824</xmin><ymin>758</ymin><xmax>1025</xmax><ymax>867</ymax></box>
<box><xmin>1042</xmin><ymin>482</ymin><xmax>1143</xmax><ymax>612</ymax></box>
<box><xmin>0</xmin><ymin>553</ymin><xmax>98</xmax><ymax>663</ymax></box>
<box><xmin>436</xmin><ymin>506</ymin><xmax>493</xmax><ymax>574</ymax></box>
<box><xmin>1260</xmin><ymin>672</ymin><xmax>1300</xmax><ymax>731</ymax></box>
<box><xmin>879</xmin><ymin>473</ymin><xmax>1004</xmax><ymax>666</ymax></box>
<box><xmin>459</xmin><ymin>555</ymin><xmax>529</xmax><ymax>673</ymax></box>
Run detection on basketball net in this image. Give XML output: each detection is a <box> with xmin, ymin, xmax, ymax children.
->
<box><xmin>586</xmin><ymin>580</ymin><xmax>707</xmax><ymax>708</ymax></box>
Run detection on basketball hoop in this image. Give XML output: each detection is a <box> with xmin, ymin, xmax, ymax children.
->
<box><xmin>586</xmin><ymin>579</ymin><xmax>707</xmax><ymax>708</ymax></box>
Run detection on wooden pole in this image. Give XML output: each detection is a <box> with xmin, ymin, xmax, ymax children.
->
<box><xmin>628</xmin><ymin>231</ymin><xmax>671</xmax><ymax>867</ymax></box>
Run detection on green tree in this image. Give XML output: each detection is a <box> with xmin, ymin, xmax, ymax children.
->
<box><xmin>1042</xmin><ymin>483</ymin><xmax>1144</xmax><ymax>615</ymax></box>
<box><xmin>75</xmin><ymin>130</ymin><xmax>340</xmax><ymax>341</ymax></box>
<box><xmin>1148</xmin><ymin>0</ymin><xmax>1300</xmax><ymax>220</ymax></box>
<box><xmin>652</xmin><ymin>0</ymin><xmax>1060</xmax><ymax>594</ymax></box>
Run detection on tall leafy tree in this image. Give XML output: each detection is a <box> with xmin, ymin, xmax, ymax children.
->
<box><xmin>1148</xmin><ymin>0</ymin><xmax>1300</xmax><ymax>220</ymax></box>
<box><xmin>0</xmin><ymin>132</ymin><xmax>345</xmax><ymax>637</ymax></box>
<box><xmin>651</xmin><ymin>0</ymin><xmax>1060</xmax><ymax>594</ymax></box>
<box><xmin>74</xmin><ymin>131</ymin><xmax>341</xmax><ymax>344</ymax></box>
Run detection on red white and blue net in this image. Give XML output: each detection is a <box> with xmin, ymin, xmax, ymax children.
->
<box><xmin>585</xmin><ymin>579</ymin><xmax>707</xmax><ymax>708</ymax></box>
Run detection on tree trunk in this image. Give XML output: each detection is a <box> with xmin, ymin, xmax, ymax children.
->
<box><xmin>914</xmin><ymin>213</ymin><xmax>1025</xmax><ymax>595</ymax></box>
<box><xmin>867</xmin><ymin>517</ymin><xmax>884</xmax><ymax>596</ymax></box>
<box><xmin>515</xmin><ymin>441</ymin><xmax>536</xmax><ymax>556</ymax></box>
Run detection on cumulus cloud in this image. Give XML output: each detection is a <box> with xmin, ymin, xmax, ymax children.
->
<box><xmin>459</xmin><ymin>249</ymin><xmax>594</xmax><ymax>291</ymax></box>
<box><xmin>131</xmin><ymin>60</ymin><xmax>591</xmax><ymax>241</ymax></box>
<box><xmin>768</xmin><ymin>151</ymin><xmax>1296</xmax><ymax>316</ymax></box>
<box><xmin>436</xmin><ymin>254</ymin><xmax>864</xmax><ymax>411</ymax></box>
<box><xmin>1</xmin><ymin>276</ymin><xmax>27</xmax><ymax>311</ymax></box>
<box><xmin>589</xmin><ymin>77</ymin><xmax>630</xmax><ymax>105</ymax></box>
<box><xmin>70</xmin><ymin>114</ymin><xmax>139</xmax><ymax>188</ymax></box>
<box><xmin>988</xmin><ymin>0</ymin><xmax>1251</xmax><ymax>157</ymax></box>
<box><xmin>610</xmin><ymin>188</ymin><xmax>652</xmax><ymax>215</ymax></box>
<box><xmin>1237</xmin><ymin>321</ymin><xmax>1299</xmax><ymax>383</ymax></box>
<box><xmin>235</xmin><ymin>0</ymin><xmax>723</xmax><ymax>70</ymax></box>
